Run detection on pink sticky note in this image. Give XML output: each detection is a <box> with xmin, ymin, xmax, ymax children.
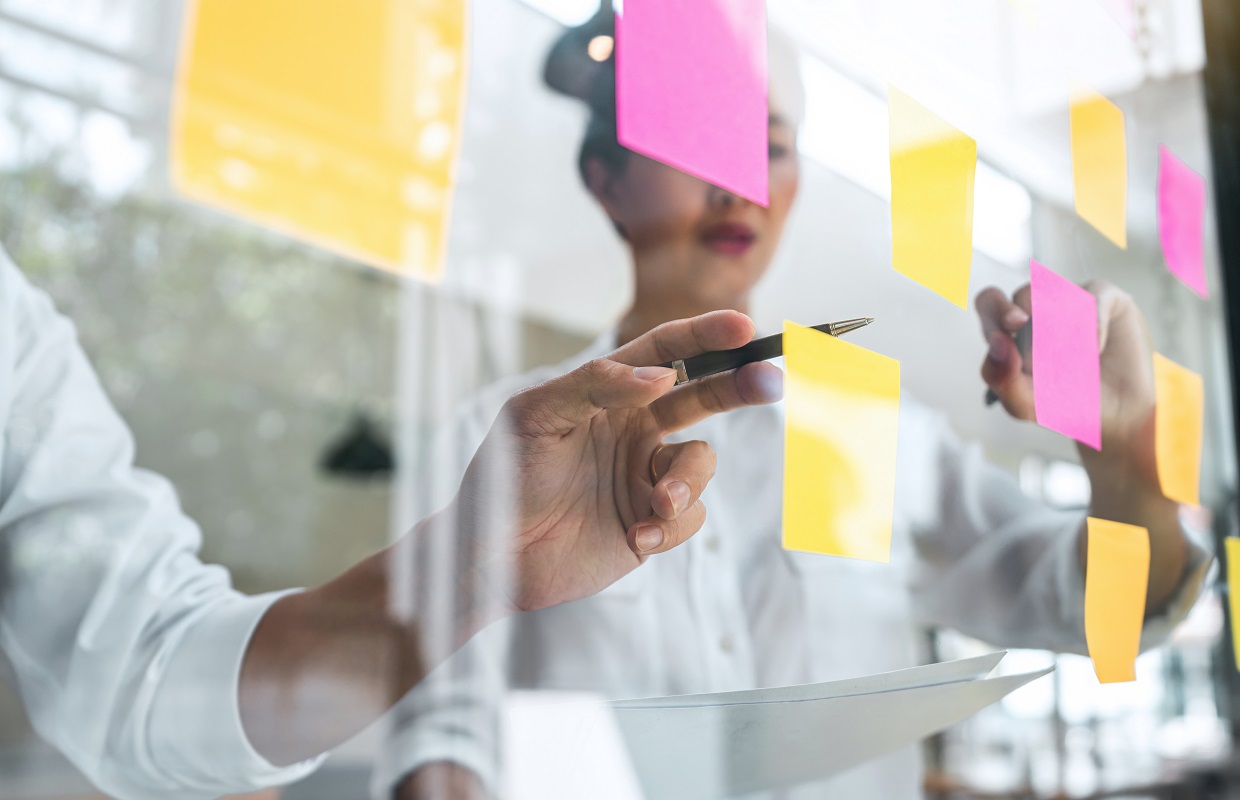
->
<box><xmin>615</xmin><ymin>0</ymin><xmax>769</xmax><ymax>206</ymax></box>
<box><xmin>1158</xmin><ymin>145</ymin><xmax>1208</xmax><ymax>299</ymax></box>
<box><xmin>1031</xmin><ymin>260</ymin><xmax>1101</xmax><ymax>450</ymax></box>
<box><xmin>1097</xmin><ymin>0</ymin><xmax>1137</xmax><ymax>39</ymax></box>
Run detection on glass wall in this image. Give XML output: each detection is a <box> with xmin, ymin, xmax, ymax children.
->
<box><xmin>0</xmin><ymin>0</ymin><xmax>1232</xmax><ymax>797</ymax></box>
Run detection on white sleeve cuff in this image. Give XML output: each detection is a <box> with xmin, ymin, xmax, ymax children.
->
<box><xmin>1137</xmin><ymin>535</ymin><xmax>1214</xmax><ymax>648</ymax></box>
<box><xmin>1054</xmin><ymin>520</ymin><xmax>1214</xmax><ymax>651</ymax></box>
<box><xmin>371</xmin><ymin>723</ymin><xmax>499</xmax><ymax>800</ymax></box>
<box><xmin>145</xmin><ymin>589</ymin><xmax>326</xmax><ymax>793</ymax></box>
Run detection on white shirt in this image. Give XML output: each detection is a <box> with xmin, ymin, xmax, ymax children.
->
<box><xmin>377</xmin><ymin>332</ymin><xmax>1211</xmax><ymax>799</ymax></box>
<box><xmin>0</xmin><ymin>249</ymin><xmax>324</xmax><ymax>798</ymax></box>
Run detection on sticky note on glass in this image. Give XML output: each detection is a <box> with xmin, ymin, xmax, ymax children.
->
<box><xmin>1226</xmin><ymin>539</ymin><xmax>1240</xmax><ymax>671</ymax></box>
<box><xmin>171</xmin><ymin>0</ymin><xmax>466</xmax><ymax>278</ymax></box>
<box><xmin>1153</xmin><ymin>353</ymin><xmax>1204</xmax><ymax>506</ymax></box>
<box><xmin>615</xmin><ymin>0</ymin><xmax>769</xmax><ymax>206</ymax></box>
<box><xmin>1085</xmin><ymin>517</ymin><xmax>1149</xmax><ymax>684</ymax></box>
<box><xmin>782</xmin><ymin>322</ymin><xmax>900</xmax><ymax>562</ymax></box>
<box><xmin>1158</xmin><ymin>145</ymin><xmax>1209</xmax><ymax>299</ymax></box>
<box><xmin>1030</xmin><ymin>260</ymin><xmax>1101</xmax><ymax>449</ymax></box>
<box><xmin>889</xmin><ymin>86</ymin><xmax>977</xmax><ymax>309</ymax></box>
<box><xmin>1071</xmin><ymin>87</ymin><xmax>1127</xmax><ymax>249</ymax></box>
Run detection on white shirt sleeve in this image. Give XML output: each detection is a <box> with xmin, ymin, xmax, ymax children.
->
<box><xmin>371</xmin><ymin>622</ymin><xmax>509</xmax><ymax>799</ymax></box>
<box><xmin>0</xmin><ymin>252</ymin><xmax>325</xmax><ymax>798</ymax></box>
<box><xmin>903</xmin><ymin>399</ymin><xmax>1212</xmax><ymax>653</ymax></box>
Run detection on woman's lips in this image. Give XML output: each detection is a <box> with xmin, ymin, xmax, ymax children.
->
<box><xmin>701</xmin><ymin>222</ymin><xmax>757</xmax><ymax>255</ymax></box>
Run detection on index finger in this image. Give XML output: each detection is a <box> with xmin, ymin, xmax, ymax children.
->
<box><xmin>608</xmin><ymin>311</ymin><xmax>757</xmax><ymax>367</ymax></box>
<box><xmin>651</xmin><ymin>361</ymin><xmax>783</xmax><ymax>434</ymax></box>
<box><xmin>975</xmin><ymin>286</ymin><xmax>1030</xmax><ymax>344</ymax></box>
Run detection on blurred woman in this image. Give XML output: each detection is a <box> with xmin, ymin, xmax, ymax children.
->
<box><xmin>383</xmin><ymin>13</ymin><xmax>1209</xmax><ymax>800</ymax></box>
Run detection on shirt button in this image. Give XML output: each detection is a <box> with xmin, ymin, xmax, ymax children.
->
<box><xmin>720</xmin><ymin>635</ymin><xmax>735</xmax><ymax>654</ymax></box>
<box><xmin>706</xmin><ymin>537</ymin><xmax>720</xmax><ymax>553</ymax></box>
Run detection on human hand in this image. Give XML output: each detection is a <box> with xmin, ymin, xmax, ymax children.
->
<box><xmin>975</xmin><ymin>281</ymin><xmax>1191</xmax><ymax>612</ymax></box>
<box><xmin>975</xmin><ymin>281</ymin><xmax>1158</xmax><ymax>485</ymax></box>
<box><xmin>452</xmin><ymin>310</ymin><xmax>782</xmax><ymax>615</ymax></box>
<box><xmin>239</xmin><ymin>313</ymin><xmax>781</xmax><ymax>767</ymax></box>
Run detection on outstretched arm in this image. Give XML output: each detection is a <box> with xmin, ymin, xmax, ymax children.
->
<box><xmin>237</xmin><ymin>310</ymin><xmax>784</xmax><ymax>765</ymax></box>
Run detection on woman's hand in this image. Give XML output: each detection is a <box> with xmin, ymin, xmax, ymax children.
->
<box><xmin>975</xmin><ymin>281</ymin><xmax>1157</xmax><ymax>486</ymax></box>
<box><xmin>975</xmin><ymin>281</ymin><xmax>1187</xmax><ymax>613</ymax></box>
<box><xmin>454</xmin><ymin>309</ymin><xmax>783</xmax><ymax>615</ymax></box>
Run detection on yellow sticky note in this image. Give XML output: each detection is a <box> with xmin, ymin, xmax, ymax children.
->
<box><xmin>1153</xmin><ymin>353</ymin><xmax>1204</xmax><ymax>506</ymax></box>
<box><xmin>1226</xmin><ymin>539</ymin><xmax>1240</xmax><ymax>670</ymax></box>
<box><xmin>782</xmin><ymin>322</ymin><xmax>900</xmax><ymax>562</ymax></box>
<box><xmin>1084</xmin><ymin>518</ymin><xmax>1149</xmax><ymax>683</ymax></box>
<box><xmin>1071</xmin><ymin>86</ymin><xmax>1128</xmax><ymax>249</ymax></box>
<box><xmin>171</xmin><ymin>0</ymin><xmax>467</xmax><ymax>279</ymax></box>
<box><xmin>889</xmin><ymin>86</ymin><xmax>977</xmax><ymax>309</ymax></box>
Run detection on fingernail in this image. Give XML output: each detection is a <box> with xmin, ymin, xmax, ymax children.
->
<box><xmin>988</xmin><ymin>335</ymin><xmax>1010</xmax><ymax>365</ymax></box>
<box><xmin>753</xmin><ymin>366</ymin><xmax>784</xmax><ymax>402</ymax></box>
<box><xmin>1004</xmin><ymin>308</ymin><xmax>1030</xmax><ymax>328</ymax></box>
<box><xmin>633</xmin><ymin>366</ymin><xmax>673</xmax><ymax>382</ymax></box>
<box><xmin>665</xmin><ymin>481</ymin><xmax>691</xmax><ymax>516</ymax></box>
<box><xmin>635</xmin><ymin>525</ymin><xmax>664</xmax><ymax>553</ymax></box>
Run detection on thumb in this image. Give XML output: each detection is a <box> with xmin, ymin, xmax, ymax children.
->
<box><xmin>507</xmin><ymin>358</ymin><xmax>676</xmax><ymax>436</ymax></box>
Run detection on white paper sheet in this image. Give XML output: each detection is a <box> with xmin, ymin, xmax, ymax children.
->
<box><xmin>610</xmin><ymin>651</ymin><xmax>1007</xmax><ymax>710</ymax></box>
<box><xmin>501</xmin><ymin>654</ymin><xmax>1052</xmax><ymax>800</ymax></box>
<box><xmin>612</xmin><ymin>662</ymin><xmax>1052</xmax><ymax>798</ymax></box>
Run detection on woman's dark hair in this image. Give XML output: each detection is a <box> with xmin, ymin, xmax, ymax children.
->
<box><xmin>576</xmin><ymin>66</ymin><xmax>631</xmax><ymax>185</ymax></box>
<box><xmin>541</xmin><ymin>3</ymin><xmax>631</xmax><ymax>186</ymax></box>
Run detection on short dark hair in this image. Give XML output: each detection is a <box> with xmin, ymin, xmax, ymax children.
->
<box><xmin>576</xmin><ymin>67</ymin><xmax>631</xmax><ymax>186</ymax></box>
<box><xmin>539</xmin><ymin>3</ymin><xmax>631</xmax><ymax>187</ymax></box>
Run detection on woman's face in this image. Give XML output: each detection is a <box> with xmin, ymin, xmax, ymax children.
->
<box><xmin>590</xmin><ymin>116</ymin><xmax>800</xmax><ymax>308</ymax></box>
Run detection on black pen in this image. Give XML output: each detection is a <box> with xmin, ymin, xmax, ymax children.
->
<box><xmin>660</xmin><ymin>318</ymin><xmax>875</xmax><ymax>385</ymax></box>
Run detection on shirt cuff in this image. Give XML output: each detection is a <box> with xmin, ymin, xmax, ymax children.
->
<box><xmin>1138</xmin><ymin>533</ymin><xmax>1214</xmax><ymax>647</ymax></box>
<box><xmin>371</xmin><ymin>723</ymin><xmax>499</xmax><ymax>800</ymax></box>
<box><xmin>1055</xmin><ymin>518</ymin><xmax>1214</xmax><ymax>650</ymax></box>
<box><xmin>146</xmin><ymin>589</ymin><xmax>326</xmax><ymax>792</ymax></box>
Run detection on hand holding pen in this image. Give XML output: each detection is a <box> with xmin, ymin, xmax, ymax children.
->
<box><xmin>662</xmin><ymin>305</ymin><xmax>1035</xmax><ymax>414</ymax></box>
<box><xmin>659</xmin><ymin>318</ymin><xmax>875</xmax><ymax>384</ymax></box>
<box><xmin>976</xmin><ymin>286</ymin><xmax>1034</xmax><ymax>416</ymax></box>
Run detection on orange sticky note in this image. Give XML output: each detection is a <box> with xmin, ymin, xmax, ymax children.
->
<box><xmin>171</xmin><ymin>0</ymin><xmax>466</xmax><ymax>278</ymax></box>
<box><xmin>1153</xmin><ymin>353</ymin><xmax>1204</xmax><ymax>506</ymax></box>
<box><xmin>1226</xmin><ymin>539</ymin><xmax>1240</xmax><ymax>670</ymax></box>
<box><xmin>1085</xmin><ymin>517</ymin><xmax>1149</xmax><ymax>683</ymax></box>
<box><xmin>1071</xmin><ymin>86</ymin><xmax>1127</xmax><ymax>248</ymax></box>
<box><xmin>782</xmin><ymin>322</ymin><xmax>900</xmax><ymax>562</ymax></box>
<box><xmin>889</xmin><ymin>86</ymin><xmax>977</xmax><ymax>309</ymax></box>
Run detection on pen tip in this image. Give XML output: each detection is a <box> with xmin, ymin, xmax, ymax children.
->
<box><xmin>864</xmin><ymin>317</ymin><xmax>875</xmax><ymax>324</ymax></box>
